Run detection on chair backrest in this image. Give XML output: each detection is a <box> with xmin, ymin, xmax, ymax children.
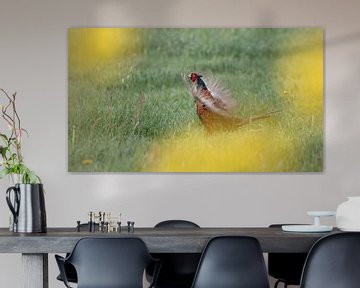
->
<box><xmin>67</xmin><ymin>237</ymin><xmax>154</xmax><ymax>288</ymax></box>
<box><xmin>300</xmin><ymin>232</ymin><xmax>360</xmax><ymax>288</ymax></box>
<box><xmin>155</xmin><ymin>220</ymin><xmax>200</xmax><ymax>228</ymax></box>
<box><xmin>268</xmin><ymin>224</ymin><xmax>308</xmax><ymax>285</ymax></box>
<box><xmin>150</xmin><ymin>220</ymin><xmax>201</xmax><ymax>287</ymax></box>
<box><xmin>191</xmin><ymin>236</ymin><xmax>270</xmax><ymax>288</ymax></box>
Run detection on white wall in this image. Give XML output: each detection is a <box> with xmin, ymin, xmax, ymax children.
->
<box><xmin>0</xmin><ymin>0</ymin><xmax>360</xmax><ymax>287</ymax></box>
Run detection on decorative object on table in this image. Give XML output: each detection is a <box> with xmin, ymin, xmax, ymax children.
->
<box><xmin>6</xmin><ymin>183</ymin><xmax>46</xmax><ymax>233</ymax></box>
<box><xmin>127</xmin><ymin>221</ymin><xmax>135</xmax><ymax>233</ymax></box>
<box><xmin>336</xmin><ymin>196</ymin><xmax>360</xmax><ymax>231</ymax></box>
<box><xmin>0</xmin><ymin>89</ymin><xmax>46</xmax><ymax>233</ymax></box>
<box><xmin>282</xmin><ymin>211</ymin><xmax>335</xmax><ymax>232</ymax></box>
<box><xmin>78</xmin><ymin>211</ymin><xmax>122</xmax><ymax>232</ymax></box>
<box><xmin>68</xmin><ymin>28</ymin><xmax>323</xmax><ymax>173</ymax></box>
<box><xmin>76</xmin><ymin>221</ymin><xmax>81</xmax><ymax>232</ymax></box>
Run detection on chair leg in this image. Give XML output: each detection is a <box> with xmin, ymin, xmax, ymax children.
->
<box><xmin>274</xmin><ymin>280</ymin><xmax>289</xmax><ymax>288</ymax></box>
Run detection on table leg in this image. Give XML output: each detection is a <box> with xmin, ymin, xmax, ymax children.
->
<box><xmin>22</xmin><ymin>253</ymin><xmax>48</xmax><ymax>288</ymax></box>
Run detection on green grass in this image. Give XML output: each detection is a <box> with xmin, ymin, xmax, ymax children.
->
<box><xmin>68</xmin><ymin>28</ymin><xmax>323</xmax><ymax>172</ymax></box>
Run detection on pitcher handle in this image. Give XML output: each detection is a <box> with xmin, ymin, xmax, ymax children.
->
<box><xmin>6</xmin><ymin>186</ymin><xmax>20</xmax><ymax>224</ymax></box>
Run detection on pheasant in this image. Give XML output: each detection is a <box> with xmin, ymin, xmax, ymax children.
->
<box><xmin>185</xmin><ymin>72</ymin><xmax>279</xmax><ymax>132</ymax></box>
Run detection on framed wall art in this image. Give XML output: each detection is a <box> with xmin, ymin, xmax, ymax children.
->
<box><xmin>68</xmin><ymin>28</ymin><xmax>323</xmax><ymax>172</ymax></box>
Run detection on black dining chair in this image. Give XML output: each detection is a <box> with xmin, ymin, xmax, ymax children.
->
<box><xmin>56</xmin><ymin>223</ymin><xmax>99</xmax><ymax>284</ymax></box>
<box><xmin>268</xmin><ymin>224</ymin><xmax>308</xmax><ymax>288</ymax></box>
<box><xmin>300</xmin><ymin>232</ymin><xmax>360</xmax><ymax>288</ymax></box>
<box><xmin>191</xmin><ymin>236</ymin><xmax>270</xmax><ymax>288</ymax></box>
<box><xmin>146</xmin><ymin>220</ymin><xmax>201</xmax><ymax>288</ymax></box>
<box><xmin>55</xmin><ymin>237</ymin><xmax>161</xmax><ymax>288</ymax></box>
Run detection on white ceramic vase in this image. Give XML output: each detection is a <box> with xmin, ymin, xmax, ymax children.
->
<box><xmin>336</xmin><ymin>196</ymin><xmax>360</xmax><ymax>231</ymax></box>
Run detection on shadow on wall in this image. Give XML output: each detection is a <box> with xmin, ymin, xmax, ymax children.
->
<box><xmin>93</xmin><ymin>0</ymin><xmax>179</xmax><ymax>26</ymax></box>
<box><xmin>327</xmin><ymin>31</ymin><xmax>360</xmax><ymax>46</ymax></box>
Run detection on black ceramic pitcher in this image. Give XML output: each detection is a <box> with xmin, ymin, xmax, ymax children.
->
<box><xmin>6</xmin><ymin>183</ymin><xmax>47</xmax><ymax>233</ymax></box>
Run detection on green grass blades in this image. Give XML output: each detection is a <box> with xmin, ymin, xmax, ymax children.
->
<box><xmin>68</xmin><ymin>28</ymin><xmax>323</xmax><ymax>172</ymax></box>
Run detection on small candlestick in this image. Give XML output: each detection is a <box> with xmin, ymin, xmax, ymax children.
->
<box><xmin>77</xmin><ymin>221</ymin><xmax>81</xmax><ymax>232</ymax></box>
<box><xmin>88</xmin><ymin>211</ymin><xmax>93</xmax><ymax>222</ymax></box>
<box><xmin>88</xmin><ymin>211</ymin><xmax>93</xmax><ymax>232</ymax></box>
<box><xmin>105</xmin><ymin>222</ymin><xmax>111</xmax><ymax>233</ymax></box>
<box><xmin>127</xmin><ymin>221</ymin><xmax>135</xmax><ymax>233</ymax></box>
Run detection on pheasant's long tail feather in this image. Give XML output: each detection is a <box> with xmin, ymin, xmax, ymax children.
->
<box><xmin>238</xmin><ymin>109</ymin><xmax>282</xmax><ymax>127</ymax></box>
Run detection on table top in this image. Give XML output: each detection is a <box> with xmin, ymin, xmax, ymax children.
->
<box><xmin>0</xmin><ymin>227</ymin><xmax>340</xmax><ymax>254</ymax></box>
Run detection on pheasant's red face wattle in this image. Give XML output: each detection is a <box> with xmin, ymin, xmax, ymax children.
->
<box><xmin>188</xmin><ymin>72</ymin><xmax>198</xmax><ymax>82</ymax></box>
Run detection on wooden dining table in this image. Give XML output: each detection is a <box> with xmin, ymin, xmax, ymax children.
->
<box><xmin>0</xmin><ymin>226</ymin><xmax>339</xmax><ymax>288</ymax></box>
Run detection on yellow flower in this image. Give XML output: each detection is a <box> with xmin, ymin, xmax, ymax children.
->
<box><xmin>81</xmin><ymin>159</ymin><xmax>93</xmax><ymax>165</ymax></box>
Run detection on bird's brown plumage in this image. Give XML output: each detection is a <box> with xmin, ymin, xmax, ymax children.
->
<box><xmin>184</xmin><ymin>72</ymin><xmax>279</xmax><ymax>132</ymax></box>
